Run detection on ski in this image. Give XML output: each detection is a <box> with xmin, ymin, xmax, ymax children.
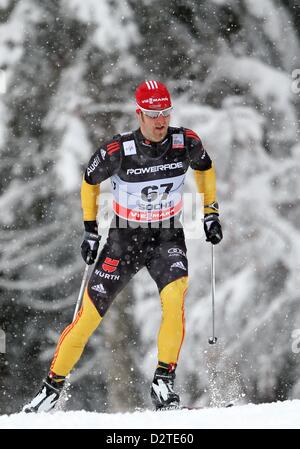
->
<box><xmin>155</xmin><ymin>402</ymin><xmax>235</xmax><ymax>412</ymax></box>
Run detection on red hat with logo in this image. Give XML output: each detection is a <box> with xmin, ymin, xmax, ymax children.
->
<box><xmin>135</xmin><ymin>80</ymin><xmax>172</xmax><ymax>111</ymax></box>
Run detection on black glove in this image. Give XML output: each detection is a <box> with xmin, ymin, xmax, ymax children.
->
<box><xmin>81</xmin><ymin>221</ymin><xmax>101</xmax><ymax>264</ymax></box>
<box><xmin>203</xmin><ymin>213</ymin><xmax>223</xmax><ymax>245</ymax></box>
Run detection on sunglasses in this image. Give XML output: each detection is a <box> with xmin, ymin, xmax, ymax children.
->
<box><xmin>138</xmin><ymin>106</ymin><xmax>173</xmax><ymax>118</ymax></box>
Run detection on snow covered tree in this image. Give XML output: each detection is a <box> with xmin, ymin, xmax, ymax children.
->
<box><xmin>0</xmin><ymin>0</ymin><xmax>142</xmax><ymax>413</ymax></box>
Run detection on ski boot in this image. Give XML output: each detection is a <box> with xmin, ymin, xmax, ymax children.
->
<box><xmin>151</xmin><ymin>363</ymin><xmax>180</xmax><ymax>410</ymax></box>
<box><xmin>22</xmin><ymin>372</ymin><xmax>65</xmax><ymax>413</ymax></box>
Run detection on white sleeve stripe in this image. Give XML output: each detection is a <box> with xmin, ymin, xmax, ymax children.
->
<box><xmin>146</xmin><ymin>81</ymin><xmax>151</xmax><ymax>90</ymax></box>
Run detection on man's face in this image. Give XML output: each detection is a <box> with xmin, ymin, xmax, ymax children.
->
<box><xmin>138</xmin><ymin>111</ymin><xmax>171</xmax><ymax>142</ymax></box>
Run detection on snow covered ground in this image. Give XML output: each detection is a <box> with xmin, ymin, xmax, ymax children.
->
<box><xmin>0</xmin><ymin>400</ymin><xmax>300</xmax><ymax>429</ymax></box>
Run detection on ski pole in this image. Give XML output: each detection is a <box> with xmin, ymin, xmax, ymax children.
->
<box><xmin>208</xmin><ymin>244</ymin><xmax>217</xmax><ymax>344</ymax></box>
<box><xmin>56</xmin><ymin>258</ymin><xmax>93</xmax><ymax>411</ymax></box>
<box><xmin>72</xmin><ymin>261</ymin><xmax>91</xmax><ymax>322</ymax></box>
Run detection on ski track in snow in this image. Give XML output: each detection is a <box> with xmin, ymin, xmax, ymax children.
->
<box><xmin>0</xmin><ymin>400</ymin><xmax>300</xmax><ymax>429</ymax></box>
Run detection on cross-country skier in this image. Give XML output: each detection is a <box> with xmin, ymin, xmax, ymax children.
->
<box><xmin>23</xmin><ymin>80</ymin><xmax>223</xmax><ymax>412</ymax></box>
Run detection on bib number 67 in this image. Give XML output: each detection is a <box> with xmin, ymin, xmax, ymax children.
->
<box><xmin>141</xmin><ymin>183</ymin><xmax>173</xmax><ymax>202</ymax></box>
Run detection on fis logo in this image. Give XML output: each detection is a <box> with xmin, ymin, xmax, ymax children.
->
<box><xmin>172</xmin><ymin>134</ymin><xmax>184</xmax><ymax>149</ymax></box>
<box><xmin>123</xmin><ymin>140</ymin><xmax>137</xmax><ymax>156</ymax></box>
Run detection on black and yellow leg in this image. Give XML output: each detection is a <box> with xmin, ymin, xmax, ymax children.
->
<box><xmin>50</xmin><ymin>288</ymin><xmax>102</xmax><ymax>377</ymax></box>
<box><xmin>157</xmin><ymin>276</ymin><xmax>188</xmax><ymax>366</ymax></box>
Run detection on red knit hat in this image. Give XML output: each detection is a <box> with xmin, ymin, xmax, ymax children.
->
<box><xmin>135</xmin><ymin>80</ymin><xmax>172</xmax><ymax>110</ymax></box>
